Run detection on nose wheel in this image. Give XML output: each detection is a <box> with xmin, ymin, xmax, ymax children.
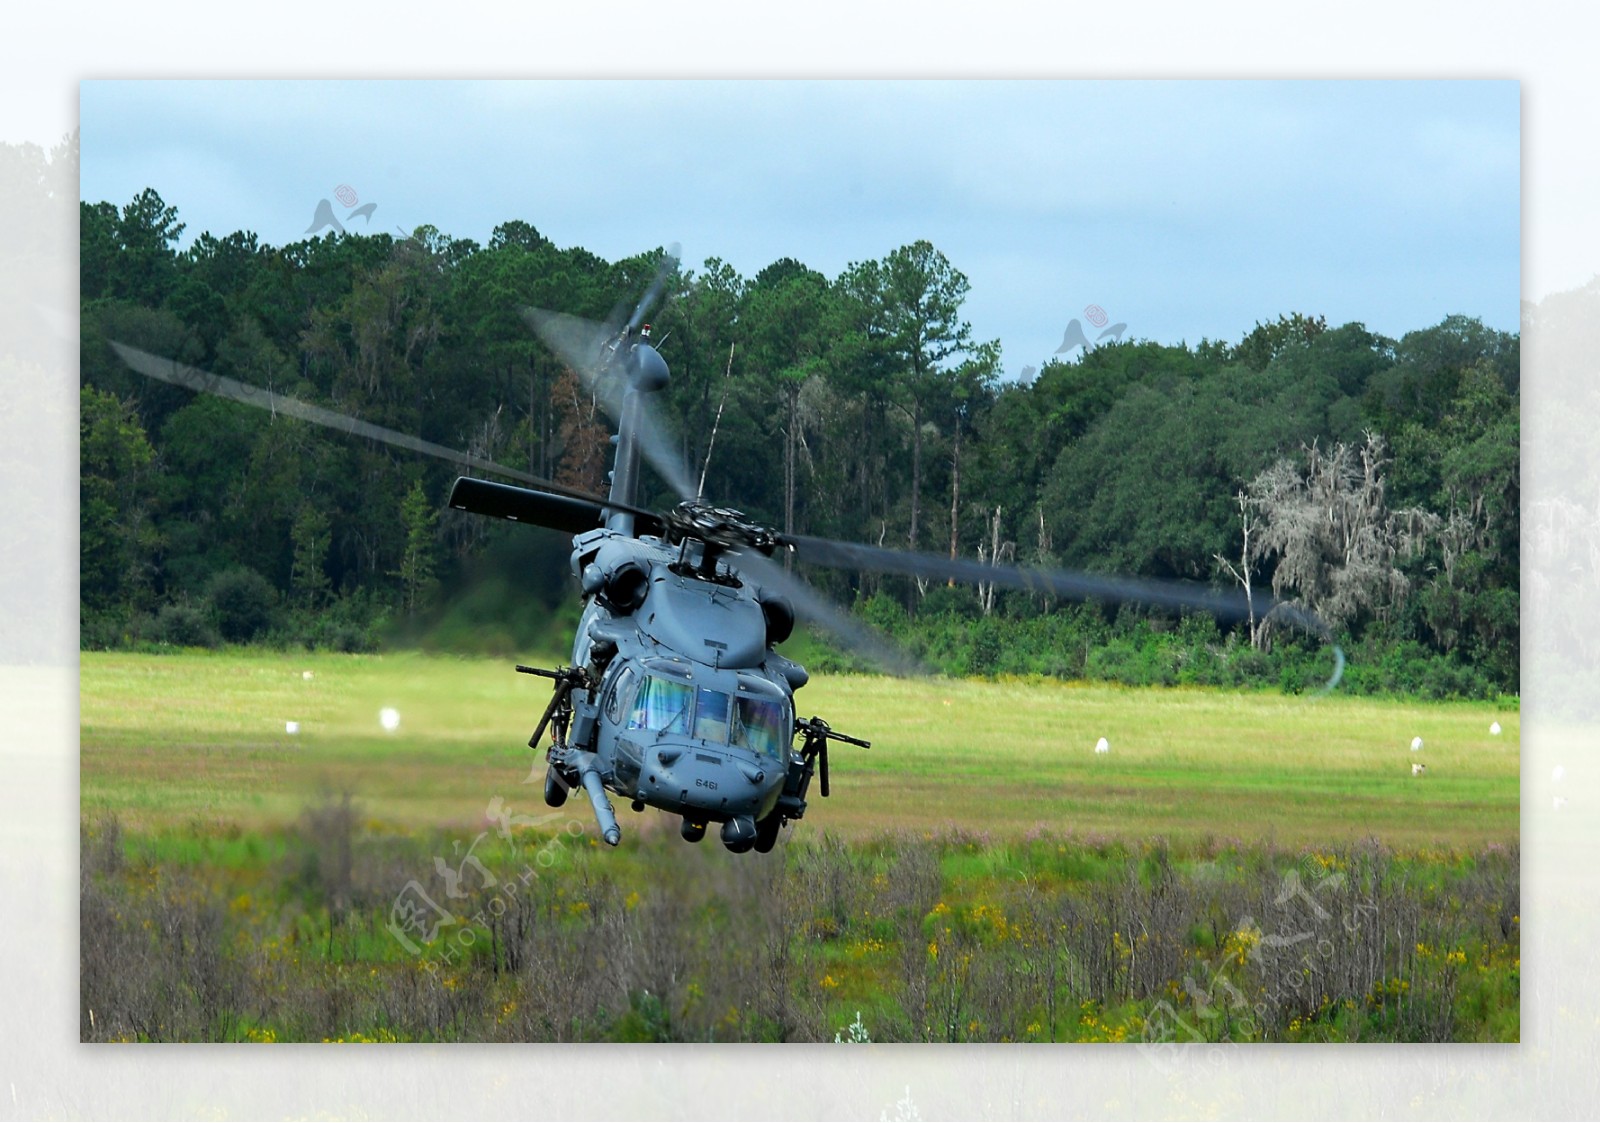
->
<box><xmin>680</xmin><ymin>817</ymin><xmax>707</xmax><ymax>843</ymax></box>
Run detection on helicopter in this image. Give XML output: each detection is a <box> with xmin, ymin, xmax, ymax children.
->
<box><xmin>449</xmin><ymin>268</ymin><xmax>875</xmax><ymax>855</ymax></box>
<box><xmin>109</xmin><ymin>246</ymin><xmax>1339</xmax><ymax>856</ymax></box>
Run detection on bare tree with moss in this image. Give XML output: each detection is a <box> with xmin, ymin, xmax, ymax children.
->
<box><xmin>1247</xmin><ymin>433</ymin><xmax>1435</xmax><ymax>637</ymax></box>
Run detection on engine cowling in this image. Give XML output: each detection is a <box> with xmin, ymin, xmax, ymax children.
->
<box><xmin>758</xmin><ymin>593</ymin><xmax>795</xmax><ymax>647</ymax></box>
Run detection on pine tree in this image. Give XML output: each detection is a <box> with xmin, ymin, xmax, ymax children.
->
<box><xmin>393</xmin><ymin>480</ymin><xmax>438</xmax><ymax>614</ymax></box>
<box><xmin>290</xmin><ymin>503</ymin><xmax>332</xmax><ymax>608</ymax></box>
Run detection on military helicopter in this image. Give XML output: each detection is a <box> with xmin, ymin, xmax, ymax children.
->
<box><xmin>111</xmin><ymin>246</ymin><xmax>1340</xmax><ymax>856</ymax></box>
<box><xmin>449</xmin><ymin>261</ymin><xmax>877</xmax><ymax>855</ymax></box>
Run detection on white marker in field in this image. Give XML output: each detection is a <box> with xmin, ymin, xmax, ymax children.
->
<box><xmin>1553</xmin><ymin>765</ymin><xmax>1566</xmax><ymax>784</ymax></box>
<box><xmin>1412</xmin><ymin>762</ymin><xmax>1426</xmax><ymax>776</ymax></box>
<box><xmin>303</xmin><ymin>671</ymin><xmax>314</xmax><ymax>681</ymax></box>
<box><xmin>1489</xmin><ymin>721</ymin><xmax>1501</xmax><ymax>735</ymax></box>
<box><xmin>380</xmin><ymin>707</ymin><xmax>401</xmax><ymax>732</ymax></box>
<box><xmin>1411</xmin><ymin>736</ymin><xmax>1423</xmax><ymax>752</ymax></box>
<box><xmin>1554</xmin><ymin>795</ymin><xmax>1568</xmax><ymax>811</ymax></box>
<box><xmin>285</xmin><ymin>721</ymin><xmax>299</xmax><ymax>734</ymax></box>
<box><xmin>1094</xmin><ymin>737</ymin><xmax>1110</xmax><ymax>754</ymax></box>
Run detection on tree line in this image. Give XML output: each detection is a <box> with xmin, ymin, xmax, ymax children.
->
<box><xmin>79</xmin><ymin>188</ymin><xmax>1519</xmax><ymax>696</ymax></box>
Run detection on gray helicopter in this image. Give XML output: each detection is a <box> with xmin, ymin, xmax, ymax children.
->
<box><xmin>449</xmin><ymin>290</ymin><xmax>870</xmax><ymax>855</ymax></box>
<box><xmin>110</xmin><ymin>246</ymin><xmax>1339</xmax><ymax>857</ymax></box>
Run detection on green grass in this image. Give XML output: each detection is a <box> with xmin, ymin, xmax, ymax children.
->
<box><xmin>82</xmin><ymin>650</ymin><xmax>1519</xmax><ymax>848</ymax></box>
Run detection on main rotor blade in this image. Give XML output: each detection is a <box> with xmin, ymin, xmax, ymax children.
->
<box><xmin>529</xmin><ymin>250</ymin><xmax>920</xmax><ymax>674</ymax></box>
<box><xmin>519</xmin><ymin>308</ymin><xmax>613</xmax><ymax>394</ymax></box>
<box><xmin>736</xmin><ymin>549</ymin><xmax>927</xmax><ymax>678</ymax></box>
<box><xmin>782</xmin><ymin>533</ymin><xmax>1344</xmax><ymax>689</ymax></box>
<box><xmin>108</xmin><ymin>342</ymin><xmax>638</xmax><ymax>516</ymax></box>
<box><xmin>787</xmin><ymin>534</ymin><xmax>1248</xmax><ymax>623</ymax></box>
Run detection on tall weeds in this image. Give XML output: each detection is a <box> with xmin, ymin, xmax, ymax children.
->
<box><xmin>80</xmin><ymin>811</ymin><xmax>1518</xmax><ymax>1043</ymax></box>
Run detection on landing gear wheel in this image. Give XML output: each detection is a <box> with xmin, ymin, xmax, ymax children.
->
<box><xmin>543</xmin><ymin>764</ymin><xmax>569</xmax><ymax>809</ymax></box>
<box><xmin>752</xmin><ymin>812</ymin><xmax>782</xmax><ymax>854</ymax></box>
<box><xmin>680</xmin><ymin>817</ymin><xmax>707</xmax><ymax>843</ymax></box>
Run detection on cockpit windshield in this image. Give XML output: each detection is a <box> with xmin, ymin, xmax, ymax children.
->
<box><xmin>626</xmin><ymin>675</ymin><xmax>692</xmax><ymax>735</ymax></box>
<box><xmin>693</xmin><ymin>687</ymin><xmax>731</xmax><ymax>743</ymax></box>
<box><xmin>732</xmin><ymin>694</ymin><xmax>787</xmax><ymax>758</ymax></box>
<box><xmin>625</xmin><ymin>671</ymin><xmax>789</xmax><ymax>757</ymax></box>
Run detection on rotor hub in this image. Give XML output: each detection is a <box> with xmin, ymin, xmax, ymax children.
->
<box><xmin>664</xmin><ymin>501</ymin><xmax>781</xmax><ymax>556</ymax></box>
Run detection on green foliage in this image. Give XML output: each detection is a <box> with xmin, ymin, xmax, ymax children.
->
<box><xmin>146</xmin><ymin>600</ymin><xmax>220</xmax><ymax>649</ymax></box>
<box><xmin>392</xmin><ymin>480</ymin><xmax>439</xmax><ymax>615</ymax></box>
<box><xmin>277</xmin><ymin>587</ymin><xmax>385</xmax><ymax>653</ymax></box>
<box><xmin>289</xmin><ymin>504</ymin><xmax>332</xmax><ymax>608</ymax></box>
<box><xmin>611</xmin><ymin>990</ymin><xmax>673</xmax><ymax>1043</ymax></box>
<box><xmin>80</xmin><ymin>385</ymin><xmax>161</xmax><ymax>623</ymax></box>
<box><xmin>1233</xmin><ymin>311</ymin><xmax>1328</xmax><ymax>371</ymax></box>
<box><xmin>205</xmin><ymin>567</ymin><xmax>277</xmax><ymax>643</ymax></box>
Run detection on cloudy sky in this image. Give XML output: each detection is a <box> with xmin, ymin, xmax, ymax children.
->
<box><xmin>81</xmin><ymin>79</ymin><xmax>1518</xmax><ymax>377</ymax></box>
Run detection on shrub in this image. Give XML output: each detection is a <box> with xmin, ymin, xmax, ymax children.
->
<box><xmin>205</xmin><ymin>567</ymin><xmax>278</xmax><ymax>642</ymax></box>
<box><xmin>860</xmin><ymin>592</ymin><xmax>908</xmax><ymax>636</ymax></box>
<box><xmin>967</xmin><ymin>620</ymin><xmax>1003</xmax><ymax>676</ymax></box>
<box><xmin>148</xmin><ymin>602</ymin><xmax>219</xmax><ymax>648</ymax></box>
<box><xmin>1085</xmin><ymin>639</ymin><xmax>1138</xmax><ymax>683</ymax></box>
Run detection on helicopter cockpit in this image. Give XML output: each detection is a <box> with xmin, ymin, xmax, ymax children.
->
<box><xmin>614</xmin><ymin>659</ymin><xmax>791</xmax><ymax>760</ymax></box>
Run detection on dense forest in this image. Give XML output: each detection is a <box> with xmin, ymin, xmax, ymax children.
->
<box><xmin>79</xmin><ymin>188</ymin><xmax>1520</xmax><ymax>698</ymax></box>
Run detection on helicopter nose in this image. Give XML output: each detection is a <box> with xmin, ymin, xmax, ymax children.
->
<box><xmin>640</xmin><ymin>741</ymin><xmax>781</xmax><ymax>814</ymax></box>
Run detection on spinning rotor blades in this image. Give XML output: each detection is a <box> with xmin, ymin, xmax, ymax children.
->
<box><xmin>786</xmin><ymin>534</ymin><xmax>1251</xmax><ymax>622</ymax></box>
<box><xmin>520</xmin><ymin>304</ymin><xmax>698</xmax><ymax>506</ymax></box>
<box><xmin>621</xmin><ymin>242</ymin><xmax>681</xmax><ymax>335</ymax></box>
<box><xmin>110</xmin><ymin>342</ymin><xmax>546</xmax><ymax>487</ymax></box>
<box><xmin>107</xmin><ymin>341</ymin><xmax>659</xmax><ymax>530</ymax></box>
<box><xmin>781</xmin><ymin>535</ymin><xmax>1342</xmax><ymax>688</ymax></box>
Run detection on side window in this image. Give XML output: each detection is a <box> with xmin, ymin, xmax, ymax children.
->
<box><xmin>606</xmin><ymin>666</ymin><xmax>639</xmax><ymax>725</ymax></box>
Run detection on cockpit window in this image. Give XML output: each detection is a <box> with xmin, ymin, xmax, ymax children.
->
<box><xmin>693</xmin><ymin>687</ymin><xmax>731</xmax><ymax>743</ymax></box>
<box><xmin>626</xmin><ymin>676</ymin><xmax>692</xmax><ymax>735</ymax></box>
<box><xmin>732</xmin><ymin>695</ymin><xmax>788</xmax><ymax>758</ymax></box>
<box><xmin>626</xmin><ymin>670</ymin><xmax>789</xmax><ymax>754</ymax></box>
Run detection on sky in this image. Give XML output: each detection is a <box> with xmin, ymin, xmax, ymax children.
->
<box><xmin>79</xmin><ymin>79</ymin><xmax>1520</xmax><ymax>379</ymax></box>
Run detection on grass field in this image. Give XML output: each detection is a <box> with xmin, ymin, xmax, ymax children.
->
<box><xmin>79</xmin><ymin>650</ymin><xmax>1521</xmax><ymax>1043</ymax></box>
<box><xmin>81</xmin><ymin>650</ymin><xmax>1519</xmax><ymax>846</ymax></box>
